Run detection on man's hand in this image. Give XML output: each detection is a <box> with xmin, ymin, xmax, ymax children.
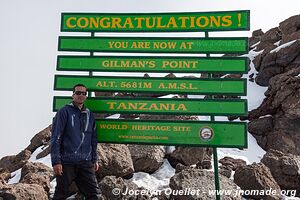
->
<box><xmin>53</xmin><ymin>164</ymin><xmax>63</xmax><ymax>176</ymax></box>
<box><xmin>94</xmin><ymin>163</ymin><xmax>99</xmax><ymax>171</ymax></box>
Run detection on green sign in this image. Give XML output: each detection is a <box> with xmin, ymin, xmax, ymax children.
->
<box><xmin>96</xmin><ymin>119</ymin><xmax>247</xmax><ymax>147</ymax></box>
<box><xmin>57</xmin><ymin>56</ymin><xmax>248</xmax><ymax>73</ymax></box>
<box><xmin>58</xmin><ymin>37</ymin><xmax>248</xmax><ymax>54</ymax></box>
<box><xmin>54</xmin><ymin>75</ymin><xmax>247</xmax><ymax>95</ymax></box>
<box><xmin>61</xmin><ymin>11</ymin><xmax>250</xmax><ymax>32</ymax></box>
<box><xmin>53</xmin><ymin>97</ymin><xmax>247</xmax><ymax>116</ymax></box>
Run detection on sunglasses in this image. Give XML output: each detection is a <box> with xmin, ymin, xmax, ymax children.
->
<box><xmin>74</xmin><ymin>91</ymin><xmax>87</xmax><ymax>96</ymax></box>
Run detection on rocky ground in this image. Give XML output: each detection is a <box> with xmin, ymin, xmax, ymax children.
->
<box><xmin>1</xmin><ymin>14</ymin><xmax>300</xmax><ymax>200</ymax></box>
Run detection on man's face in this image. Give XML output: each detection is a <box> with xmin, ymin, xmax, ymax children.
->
<box><xmin>72</xmin><ymin>86</ymin><xmax>87</xmax><ymax>105</ymax></box>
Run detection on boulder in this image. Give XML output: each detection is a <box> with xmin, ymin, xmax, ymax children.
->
<box><xmin>279</xmin><ymin>15</ymin><xmax>300</xmax><ymax>35</ymax></box>
<box><xmin>19</xmin><ymin>162</ymin><xmax>53</xmax><ymax>193</ymax></box>
<box><xmin>36</xmin><ymin>145</ymin><xmax>51</xmax><ymax>159</ymax></box>
<box><xmin>0</xmin><ymin>168</ymin><xmax>11</xmax><ymax>184</ymax></box>
<box><xmin>128</xmin><ymin>145</ymin><xmax>165</xmax><ymax>174</ymax></box>
<box><xmin>234</xmin><ymin>163</ymin><xmax>281</xmax><ymax>200</ymax></box>
<box><xmin>0</xmin><ymin>183</ymin><xmax>48</xmax><ymax>200</ymax></box>
<box><xmin>99</xmin><ymin>176</ymin><xmax>159</xmax><ymax>200</ymax></box>
<box><xmin>261</xmin><ymin>149</ymin><xmax>300</xmax><ymax>196</ymax></box>
<box><xmin>247</xmin><ymin>67</ymin><xmax>300</xmax><ymax>154</ymax></box>
<box><xmin>249</xmin><ymin>29</ymin><xmax>264</xmax><ymax>48</ymax></box>
<box><xmin>0</xmin><ymin>150</ymin><xmax>31</xmax><ymax>172</ymax></box>
<box><xmin>248</xmin><ymin>116</ymin><xmax>274</xmax><ymax>136</ymax></box>
<box><xmin>170</xmin><ymin>168</ymin><xmax>241</xmax><ymax>200</ymax></box>
<box><xmin>167</xmin><ymin>147</ymin><xmax>206</xmax><ymax>168</ymax></box>
<box><xmin>260</xmin><ymin>27</ymin><xmax>282</xmax><ymax>44</ymax></box>
<box><xmin>25</xmin><ymin>125</ymin><xmax>51</xmax><ymax>153</ymax></box>
<box><xmin>96</xmin><ymin>144</ymin><xmax>134</xmax><ymax>180</ymax></box>
<box><xmin>219</xmin><ymin>157</ymin><xmax>247</xmax><ymax>171</ymax></box>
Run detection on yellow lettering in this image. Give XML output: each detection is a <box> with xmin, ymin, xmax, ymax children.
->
<box><xmin>178</xmin><ymin>104</ymin><xmax>187</xmax><ymax>111</ymax></box>
<box><xmin>167</xmin><ymin>17</ymin><xmax>178</xmax><ymax>28</ymax></box>
<box><xmin>77</xmin><ymin>17</ymin><xmax>89</xmax><ymax>28</ymax></box>
<box><xmin>89</xmin><ymin>17</ymin><xmax>99</xmax><ymax>28</ymax></box>
<box><xmin>100</xmin><ymin>17</ymin><xmax>111</xmax><ymax>28</ymax></box>
<box><xmin>107</xmin><ymin>102</ymin><xmax>117</xmax><ymax>109</ymax></box>
<box><xmin>145</xmin><ymin>17</ymin><xmax>155</xmax><ymax>28</ymax></box>
<box><xmin>134</xmin><ymin>17</ymin><xmax>145</xmax><ymax>28</ymax></box>
<box><xmin>210</xmin><ymin>16</ymin><xmax>221</xmax><ymax>27</ymax></box>
<box><xmin>222</xmin><ymin>16</ymin><xmax>232</xmax><ymax>27</ymax></box>
<box><xmin>111</xmin><ymin>17</ymin><xmax>122</xmax><ymax>28</ymax></box>
<box><xmin>123</xmin><ymin>17</ymin><xmax>134</xmax><ymax>28</ymax></box>
<box><xmin>178</xmin><ymin>16</ymin><xmax>189</xmax><ymax>28</ymax></box>
<box><xmin>66</xmin><ymin>17</ymin><xmax>76</xmax><ymax>28</ymax></box>
<box><xmin>196</xmin><ymin>16</ymin><xmax>209</xmax><ymax>28</ymax></box>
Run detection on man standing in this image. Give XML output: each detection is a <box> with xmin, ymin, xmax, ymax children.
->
<box><xmin>51</xmin><ymin>84</ymin><xmax>100</xmax><ymax>200</ymax></box>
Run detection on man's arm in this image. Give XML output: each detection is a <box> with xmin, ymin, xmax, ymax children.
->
<box><xmin>50</xmin><ymin>109</ymin><xmax>67</xmax><ymax>168</ymax></box>
<box><xmin>91</xmin><ymin>115</ymin><xmax>99</xmax><ymax>170</ymax></box>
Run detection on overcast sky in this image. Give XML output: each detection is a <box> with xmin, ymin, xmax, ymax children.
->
<box><xmin>0</xmin><ymin>0</ymin><xmax>299</xmax><ymax>158</ymax></box>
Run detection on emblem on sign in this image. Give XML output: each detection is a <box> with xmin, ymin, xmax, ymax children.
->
<box><xmin>199</xmin><ymin>126</ymin><xmax>214</xmax><ymax>141</ymax></box>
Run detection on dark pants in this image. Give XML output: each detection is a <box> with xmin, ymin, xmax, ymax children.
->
<box><xmin>53</xmin><ymin>162</ymin><xmax>100</xmax><ymax>200</ymax></box>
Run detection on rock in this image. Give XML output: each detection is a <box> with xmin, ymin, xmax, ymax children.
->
<box><xmin>0</xmin><ymin>183</ymin><xmax>48</xmax><ymax>200</ymax></box>
<box><xmin>249</xmin><ymin>29</ymin><xmax>264</xmax><ymax>48</ymax></box>
<box><xmin>36</xmin><ymin>145</ymin><xmax>51</xmax><ymax>159</ymax></box>
<box><xmin>99</xmin><ymin>176</ymin><xmax>155</xmax><ymax>200</ymax></box>
<box><xmin>175</xmin><ymin>163</ymin><xmax>190</xmax><ymax>173</ymax></box>
<box><xmin>0</xmin><ymin>168</ymin><xmax>11</xmax><ymax>184</ymax></box>
<box><xmin>95</xmin><ymin>91</ymin><xmax>115</xmax><ymax>97</ymax></box>
<box><xmin>280</xmin><ymin>30</ymin><xmax>300</xmax><ymax>44</ymax></box>
<box><xmin>219</xmin><ymin>157</ymin><xmax>247</xmax><ymax>171</ymax></box>
<box><xmin>128</xmin><ymin>145</ymin><xmax>165</xmax><ymax>174</ymax></box>
<box><xmin>234</xmin><ymin>163</ymin><xmax>281</xmax><ymax>200</ymax></box>
<box><xmin>248</xmin><ymin>116</ymin><xmax>273</xmax><ymax>136</ymax></box>
<box><xmin>19</xmin><ymin>162</ymin><xmax>53</xmax><ymax>193</ymax></box>
<box><xmin>253</xmin><ymin>32</ymin><xmax>300</xmax><ymax>86</ymax></box>
<box><xmin>96</xmin><ymin>144</ymin><xmax>134</xmax><ymax>180</ymax></box>
<box><xmin>20</xmin><ymin>162</ymin><xmax>53</xmax><ymax>181</ymax></box>
<box><xmin>247</xmin><ymin>67</ymin><xmax>300</xmax><ymax>154</ymax></box>
<box><xmin>25</xmin><ymin>125</ymin><xmax>51</xmax><ymax>153</ymax></box>
<box><xmin>279</xmin><ymin>15</ymin><xmax>300</xmax><ymax>35</ymax></box>
<box><xmin>167</xmin><ymin>147</ymin><xmax>206</xmax><ymax>168</ymax></box>
<box><xmin>219</xmin><ymin>165</ymin><xmax>232</xmax><ymax>178</ymax></box>
<box><xmin>261</xmin><ymin>149</ymin><xmax>300</xmax><ymax>196</ymax></box>
<box><xmin>170</xmin><ymin>168</ymin><xmax>241</xmax><ymax>200</ymax></box>
<box><xmin>0</xmin><ymin>150</ymin><xmax>31</xmax><ymax>172</ymax></box>
<box><xmin>260</xmin><ymin>27</ymin><xmax>282</xmax><ymax>44</ymax></box>
<box><xmin>20</xmin><ymin>173</ymin><xmax>51</xmax><ymax>193</ymax></box>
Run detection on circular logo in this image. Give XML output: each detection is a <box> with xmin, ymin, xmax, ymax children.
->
<box><xmin>199</xmin><ymin>126</ymin><xmax>214</xmax><ymax>141</ymax></box>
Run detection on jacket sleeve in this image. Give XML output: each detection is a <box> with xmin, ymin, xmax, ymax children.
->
<box><xmin>91</xmin><ymin>114</ymin><xmax>99</xmax><ymax>164</ymax></box>
<box><xmin>51</xmin><ymin>108</ymin><xmax>67</xmax><ymax>166</ymax></box>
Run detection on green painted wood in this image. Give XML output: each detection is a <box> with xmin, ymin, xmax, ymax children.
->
<box><xmin>54</xmin><ymin>75</ymin><xmax>247</xmax><ymax>95</ymax></box>
<box><xmin>61</xmin><ymin>11</ymin><xmax>250</xmax><ymax>32</ymax></box>
<box><xmin>57</xmin><ymin>56</ymin><xmax>248</xmax><ymax>73</ymax></box>
<box><xmin>58</xmin><ymin>37</ymin><xmax>248</xmax><ymax>54</ymax></box>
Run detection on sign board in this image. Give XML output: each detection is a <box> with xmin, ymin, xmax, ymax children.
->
<box><xmin>58</xmin><ymin>36</ymin><xmax>248</xmax><ymax>54</ymax></box>
<box><xmin>54</xmin><ymin>75</ymin><xmax>247</xmax><ymax>95</ymax></box>
<box><xmin>57</xmin><ymin>56</ymin><xmax>248</xmax><ymax>73</ymax></box>
<box><xmin>96</xmin><ymin>119</ymin><xmax>247</xmax><ymax>147</ymax></box>
<box><xmin>53</xmin><ymin>97</ymin><xmax>247</xmax><ymax>116</ymax></box>
<box><xmin>61</xmin><ymin>11</ymin><xmax>250</xmax><ymax>32</ymax></box>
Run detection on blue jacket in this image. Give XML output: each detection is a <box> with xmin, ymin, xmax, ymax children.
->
<box><xmin>51</xmin><ymin>102</ymin><xmax>98</xmax><ymax>166</ymax></box>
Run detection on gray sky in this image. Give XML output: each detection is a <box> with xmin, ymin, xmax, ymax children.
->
<box><xmin>0</xmin><ymin>0</ymin><xmax>299</xmax><ymax>158</ymax></box>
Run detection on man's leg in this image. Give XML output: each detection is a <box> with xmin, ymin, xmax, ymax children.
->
<box><xmin>75</xmin><ymin>162</ymin><xmax>100</xmax><ymax>200</ymax></box>
<box><xmin>53</xmin><ymin>164</ymin><xmax>77</xmax><ymax>200</ymax></box>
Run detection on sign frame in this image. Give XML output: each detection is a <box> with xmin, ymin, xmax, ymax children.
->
<box><xmin>58</xmin><ymin>36</ymin><xmax>249</xmax><ymax>54</ymax></box>
<box><xmin>57</xmin><ymin>55</ymin><xmax>248</xmax><ymax>74</ymax></box>
<box><xmin>53</xmin><ymin>96</ymin><xmax>248</xmax><ymax>116</ymax></box>
<box><xmin>54</xmin><ymin>75</ymin><xmax>247</xmax><ymax>96</ymax></box>
<box><xmin>96</xmin><ymin>119</ymin><xmax>248</xmax><ymax>148</ymax></box>
<box><xmin>61</xmin><ymin>10</ymin><xmax>250</xmax><ymax>32</ymax></box>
